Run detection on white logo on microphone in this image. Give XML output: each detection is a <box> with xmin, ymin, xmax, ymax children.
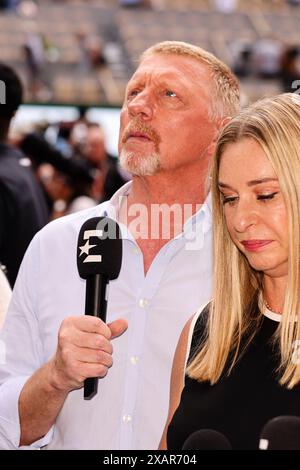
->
<box><xmin>79</xmin><ymin>230</ymin><xmax>103</xmax><ymax>263</ymax></box>
<box><xmin>259</xmin><ymin>438</ymin><xmax>269</xmax><ymax>450</ymax></box>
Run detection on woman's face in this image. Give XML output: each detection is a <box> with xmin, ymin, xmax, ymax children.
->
<box><xmin>218</xmin><ymin>138</ymin><xmax>288</xmax><ymax>279</ymax></box>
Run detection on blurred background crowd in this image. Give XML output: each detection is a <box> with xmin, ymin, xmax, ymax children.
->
<box><xmin>0</xmin><ymin>0</ymin><xmax>299</xmax><ymax>294</ymax></box>
<box><xmin>1</xmin><ymin>0</ymin><xmax>299</xmax><ymax>104</ymax></box>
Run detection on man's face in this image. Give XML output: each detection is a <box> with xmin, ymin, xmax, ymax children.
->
<box><xmin>118</xmin><ymin>53</ymin><xmax>218</xmax><ymax>176</ymax></box>
<box><xmin>84</xmin><ymin>127</ymin><xmax>107</xmax><ymax>166</ymax></box>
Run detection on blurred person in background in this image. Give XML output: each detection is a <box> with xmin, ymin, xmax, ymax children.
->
<box><xmin>280</xmin><ymin>45</ymin><xmax>300</xmax><ymax>93</ymax></box>
<box><xmin>75</xmin><ymin>31</ymin><xmax>107</xmax><ymax>73</ymax></box>
<box><xmin>252</xmin><ymin>35</ymin><xmax>283</xmax><ymax>80</ymax></box>
<box><xmin>19</xmin><ymin>121</ymin><xmax>129</xmax><ymax>214</ymax></box>
<box><xmin>23</xmin><ymin>26</ymin><xmax>52</xmax><ymax>101</ymax></box>
<box><xmin>20</xmin><ymin>131</ymin><xmax>96</xmax><ymax>217</ymax></box>
<box><xmin>82</xmin><ymin>123</ymin><xmax>130</xmax><ymax>202</ymax></box>
<box><xmin>0</xmin><ymin>64</ymin><xmax>48</xmax><ymax>286</ymax></box>
<box><xmin>37</xmin><ymin>163</ymin><xmax>96</xmax><ymax>219</ymax></box>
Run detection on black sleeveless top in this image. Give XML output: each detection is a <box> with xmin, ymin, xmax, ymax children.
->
<box><xmin>167</xmin><ymin>306</ymin><xmax>300</xmax><ymax>450</ymax></box>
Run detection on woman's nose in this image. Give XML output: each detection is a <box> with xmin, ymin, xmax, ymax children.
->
<box><xmin>232</xmin><ymin>200</ymin><xmax>259</xmax><ymax>233</ymax></box>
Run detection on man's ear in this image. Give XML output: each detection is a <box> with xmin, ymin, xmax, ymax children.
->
<box><xmin>206</xmin><ymin>116</ymin><xmax>232</xmax><ymax>158</ymax></box>
<box><xmin>219</xmin><ymin>116</ymin><xmax>232</xmax><ymax>129</ymax></box>
<box><xmin>206</xmin><ymin>140</ymin><xmax>216</xmax><ymax>158</ymax></box>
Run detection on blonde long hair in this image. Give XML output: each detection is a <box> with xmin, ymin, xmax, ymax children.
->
<box><xmin>187</xmin><ymin>93</ymin><xmax>300</xmax><ymax>389</ymax></box>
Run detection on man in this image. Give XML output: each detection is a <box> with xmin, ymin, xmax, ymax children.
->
<box><xmin>0</xmin><ymin>41</ymin><xmax>240</xmax><ymax>449</ymax></box>
<box><xmin>82</xmin><ymin>123</ymin><xmax>129</xmax><ymax>202</ymax></box>
<box><xmin>0</xmin><ymin>64</ymin><xmax>48</xmax><ymax>286</ymax></box>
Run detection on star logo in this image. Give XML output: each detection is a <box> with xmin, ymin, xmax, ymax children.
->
<box><xmin>79</xmin><ymin>240</ymin><xmax>97</xmax><ymax>257</ymax></box>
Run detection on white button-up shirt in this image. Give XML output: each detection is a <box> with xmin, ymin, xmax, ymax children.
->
<box><xmin>0</xmin><ymin>182</ymin><xmax>212</xmax><ymax>450</ymax></box>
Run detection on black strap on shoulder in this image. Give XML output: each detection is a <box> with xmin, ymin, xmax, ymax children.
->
<box><xmin>188</xmin><ymin>303</ymin><xmax>211</xmax><ymax>364</ymax></box>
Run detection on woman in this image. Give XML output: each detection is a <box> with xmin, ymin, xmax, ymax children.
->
<box><xmin>160</xmin><ymin>93</ymin><xmax>300</xmax><ymax>450</ymax></box>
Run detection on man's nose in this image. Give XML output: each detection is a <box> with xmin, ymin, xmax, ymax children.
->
<box><xmin>127</xmin><ymin>90</ymin><xmax>153</xmax><ymax>120</ymax></box>
<box><xmin>232</xmin><ymin>200</ymin><xmax>259</xmax><ymax>233</ymax></box>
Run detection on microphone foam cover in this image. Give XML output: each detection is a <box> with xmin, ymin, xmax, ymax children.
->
<box><xmin>260</xmin><ymin>415</ymin><xmax>300</xmax><ymax>450</ymax></box>
<box><xmin>77</xmin><ymin>217</ymin><xmax>122</xmax><ymax>280</ymax></box>
<box><xmin>182</xmin><ymin>429</ymin><xmax>232</xmax><ymax>450</ymax></box>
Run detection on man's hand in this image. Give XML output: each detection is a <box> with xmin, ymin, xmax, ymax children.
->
<box><xmin>48</xmin><ymin>316</ymin><xmax>128</xmax><ymax>393</ymax></box>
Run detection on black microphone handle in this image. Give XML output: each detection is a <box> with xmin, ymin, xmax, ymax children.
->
<box><xmin>84</xmin><ymin>274</ymin><xmax>108</xmax><ymax>400</ymax></box>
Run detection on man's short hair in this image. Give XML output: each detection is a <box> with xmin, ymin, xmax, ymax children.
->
<box><xmin>141</xmin><ymin>41</ymin><xmax>240</xmax><ymax>119</ymax></box>
<box><xmin>0</xmin><ymin>63</ymin><xmax>23</xmax><ymax>119</ymax></box>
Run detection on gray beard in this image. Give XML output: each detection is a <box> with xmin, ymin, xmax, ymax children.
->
<box><xmin>119</xmin><ymin>150</ymin><xmax>161</xmax><ymax>176</ymax></box>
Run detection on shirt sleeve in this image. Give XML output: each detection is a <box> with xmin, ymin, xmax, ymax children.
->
<box><xmin>0</xmin><ymin>268</ymin><xmax>11</xmax><ymax>329</ymax></box>
<box><xmin>0</xmin><ymin>181</ymin><xmax>15</xmax><ymax>254</ymax></box>
<box><xmin>0</xmin><ymin>232</ymin><xmax>54</xmax><ymax>449</ymax></box>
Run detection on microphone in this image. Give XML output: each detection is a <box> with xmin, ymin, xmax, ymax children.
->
<box><xmin>259</xmin><ymin>415</ymin><xmax>300</xmax><ymax>450</ymax></box>
<box><xmin>182</xmin><ymin>429</ymin><xmax>232</xmax><ymax>450</ymax></box>
<box><xmin>77</xmin><ymin>216</ymin><xmax>122</xmax><ymax>400</ymax></box>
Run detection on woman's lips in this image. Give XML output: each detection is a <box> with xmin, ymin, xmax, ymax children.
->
<box><xmin>241</xmin><ymin>240</ymin><xmax>273</xmax><ymax>252</ymax></box>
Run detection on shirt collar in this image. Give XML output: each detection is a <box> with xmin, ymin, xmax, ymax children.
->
<box><xmin>100</xmin><ymin>181</ymin><xmax>212</xmax><ymax>244</ymax></box>
<box><xmin>101</xmin><ymin>182</ymin><xmax>133</xmax><ymax>241</ymax></box>
<box><xmin>182</xmin><ymin>192</ymin><xmax>212</xmax><ymax>238</ymax></box>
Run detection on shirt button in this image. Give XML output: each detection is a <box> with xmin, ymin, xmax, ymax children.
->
<box><xmin>122</xmin><ymin>414</ymin><xmax>132</xmax><ymax>424</ymax></box>
<box><xmin>139</xmin><ymin>298</ymin><xmax>148</xmax><ymax>308</ymax></box>
<box><xmin>130</xmin><ymin>356</ymin><xmax>139</xmax><ymax>365</ymax></box>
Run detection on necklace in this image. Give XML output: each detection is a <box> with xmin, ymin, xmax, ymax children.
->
<box><xmin>264</xmin><ymin>299</ymin><xmax>282</xmax><ymax>315</ymax></box>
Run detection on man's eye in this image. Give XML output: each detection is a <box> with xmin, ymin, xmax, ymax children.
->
<box><xmin>165</xmin><ymin>90</ymin><xmax>177</xmax><ymax>97</ymax></box>
<box><xmin>127</xmin><ymin>90</ymin><xmax>139</xmax><ymax>99</ymax></box>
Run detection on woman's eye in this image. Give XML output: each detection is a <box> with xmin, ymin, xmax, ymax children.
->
<box><xmin>222</xmin><ymin>196</ymin><xmax>238</xmax><ymax>205</ymax></box>
<box><xmin>257</xmin><ymin>192</ymin><xmax>278</xmax><ymax>201</ymax></box>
